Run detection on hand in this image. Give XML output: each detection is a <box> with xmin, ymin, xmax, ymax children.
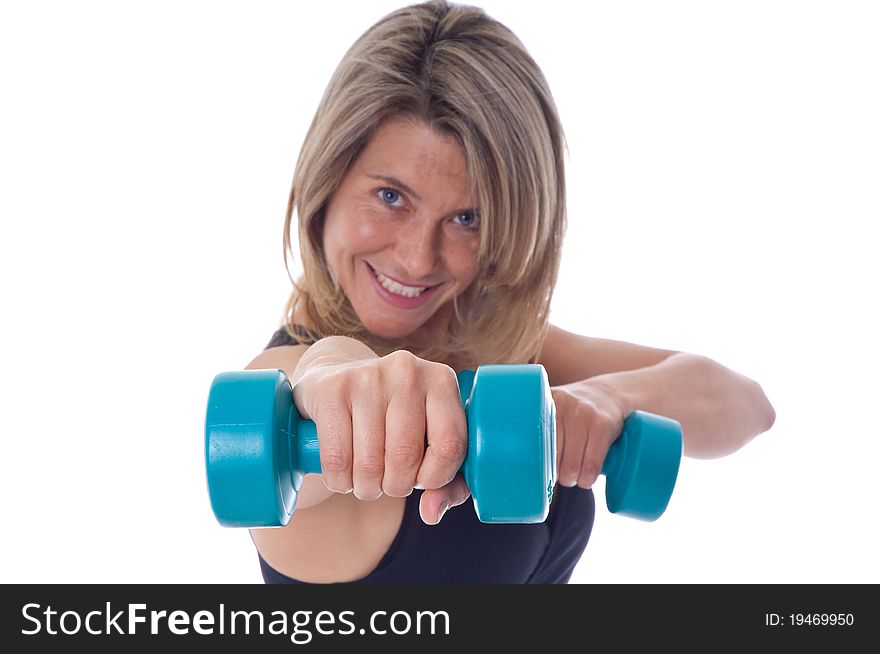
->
<box><xmin>292</xmin><ymin>349</ymin><xmax>471</xmax><ymax>524</ymax></box>
<box><xmin>552</xmin><ymin>379</ymin><xmax>630</xmax><ymax>489</ymax></box>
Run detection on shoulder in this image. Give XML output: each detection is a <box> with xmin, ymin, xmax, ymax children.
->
<box><xmin>247</xmin><ymin>343</ymin><xmax>310</xmax><ymax>369</ymax></box>
<box><xmin>247</xmin><ymin>324</ymin><xmax>316</xmax><ymax>374</ymax></box>
<box><xmin>265</xmin><ymin>324</ymin><xmax>321</xmax><ymax>350</ymax></box>
<box><xmin>538</xmin><ymin>324</ymin><xmax>679</xmax><ymax>385</ymax></box>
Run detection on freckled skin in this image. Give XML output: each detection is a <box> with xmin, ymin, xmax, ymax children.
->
<box><xmin>322</xmin><ymin>116</ymin><xmax>482</xmax><ymax>348</ymax></box>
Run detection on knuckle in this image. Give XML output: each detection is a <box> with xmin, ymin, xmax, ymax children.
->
<box><xmin>384</xmin><ymin>349</ymin><xmax>421</xmax><ymax>380</ymax></box>
<box><xmin>580</xmin><ymin>459</ymin><xmax>600</xmax><ymax>481</ymax></box>
<box><xmin>354</xmin><ymin>454</ymin><xmax>386</xmax><ymax>479</ymax></box>
<box><xmin>320</xmin><ymin>447</ymin><xmax>351</xmax><ymax>475</ymax></box>
<box><xmin>558</xmin><ymin>388</ymin><xmax>582</xmax><ymax>408</ymax></box>
<box><xmin>435</xmin><ymin>364</ymin><xmax>461</xmax><ymax>394</ymax></box>
<box><xmin>592</xmin><ymin>411</ymin><xmax>616</xmax><ymax>435</ymax></box>
<box><xmin>431</xmin><ymin>433</ymin><xmax>468</xmax><ymax>465</ymax></box>
<box><xmin>386</xmin><ymin>443</ymin><xmax>424</xmax><ymax>470</ymax></box>
<box><xmin>427</xmin><ymin>360</ymin><xmax>455</xmax><ymax>379</ymax></box>
<box><xmin>351</xmin><ymin>366</ymin><xmax>380</xmax><ymax>393</ymax></box>
<box><xmin>559</xmin><ymin>450</ymin><xmax>580</xmax><ymax>472</ymax></box>
<box><xmin>551</xmin><ymin>388</ymin><xmax>572</xmax><ymax>406</ymax></box>
<box><xmin>382</xmin><ymin>350</ymin><xmax>421</xmax><ymax>395</ymax></box>
<box><xmin>573</xmin><ymin>402</ymin><xmax>596</xmax><ymax>423</ymax></box>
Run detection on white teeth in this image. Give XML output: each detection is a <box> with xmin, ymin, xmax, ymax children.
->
<box><xmin>373</xmin><ymin>268</ymin><xmax>427</xmax><ymax>298</ymax></box>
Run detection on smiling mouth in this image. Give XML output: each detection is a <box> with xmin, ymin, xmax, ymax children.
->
<box><xmin>368</xmin><ymin>264</ymin><xmax>435</xmax><ymax>298</ymax></box>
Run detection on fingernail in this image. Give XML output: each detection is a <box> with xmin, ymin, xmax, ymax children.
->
<box><xmin>436</xmin><ymin>500</ymin><xmax>449</xmax><ymax>524</ymax></box>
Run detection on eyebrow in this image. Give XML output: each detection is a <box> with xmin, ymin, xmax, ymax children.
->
<box><xmin>367</xmin><ymin>174</ymin><xmax>479</xmax><ymax>215</ymax></box>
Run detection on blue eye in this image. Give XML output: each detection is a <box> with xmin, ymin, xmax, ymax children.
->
<box><xmin>379</xmin><ymin>188</ymin><xmax>401</xmax><ymax>205</ymax></box>
<box><xmin>455</xmin><ymin>212</ymin><xmax>480</xmax><ymax>229</ymax></box>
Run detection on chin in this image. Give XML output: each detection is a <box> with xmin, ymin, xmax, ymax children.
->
<box><xmin>360</xmin><ymin>314</ymin><xmax>421</xmax><ymax>341</ymax></box>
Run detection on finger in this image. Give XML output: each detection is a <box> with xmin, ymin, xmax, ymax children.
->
<box><xmin>578</xmin><ymin>413</ymin><xmax>619</xmax><ymax>489</ymax></box>
<box><xmin>557</xmin><ymin>406</ymin><xmax>587</xmax><ymax>488</ymax></box>
<box><xmin>382</xmin><ymin>388</ymin><xmax>426</xmax><ymax>497</ymax></box>
<box><xmin>350</xmin><ymin>383</ymin><xmax>387</xmax><ymax>501</ymax></box>
<box><xmin>415</xmin><ymin>370</ymin><xmax>467</xmax><ymax>490</ymax></box>
<box><xmin>315</xmin><ymin>388</ymin><xmax>353</xmax><ymax>494</ymax></box>
<box><xmin>419</xmin><ymin>473</ymin><xmax>471</xmax><ymax>525</ymax></box>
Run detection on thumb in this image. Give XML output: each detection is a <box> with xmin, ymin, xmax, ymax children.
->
<box><xmin>419</xmin><ymin>473</ymin><xmax>471</xmax><ymax>525</ymax></box>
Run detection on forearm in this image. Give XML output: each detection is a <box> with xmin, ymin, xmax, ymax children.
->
<box><xmin>586</xmin><ymin>353</ymin><xmax>776</xmax><ymax>459</ymax></box>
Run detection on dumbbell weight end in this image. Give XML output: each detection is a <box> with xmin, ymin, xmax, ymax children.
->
<box><xmin>601</xmin><ymin>410</ymin><xmax>683</xmax><ymax>521</ymax></box>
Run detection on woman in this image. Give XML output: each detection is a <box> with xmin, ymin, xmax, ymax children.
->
<box><xmin>243</xmin><ymin>0</ymin><xmax>775</xmax><ymax>583</ymax></box>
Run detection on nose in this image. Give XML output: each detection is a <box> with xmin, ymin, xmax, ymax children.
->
<box><xmin>393</xmin><ymin>219</ymin><xmax>441</xmax><ymax>281</ymax></box>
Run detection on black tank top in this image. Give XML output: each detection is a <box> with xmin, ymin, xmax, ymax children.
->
<box><xmin>258</xmin><ymin>326</ymin><xmax>595</xmax><ymax>583</ymax></box>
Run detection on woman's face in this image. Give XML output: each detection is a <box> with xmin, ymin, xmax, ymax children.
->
<box><xmin>322</xmin><ymin>116</ymin><xmax>481</xmax><ymax>343</ymax></box>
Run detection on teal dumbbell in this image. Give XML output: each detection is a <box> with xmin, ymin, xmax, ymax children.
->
<box><xmin>204</xmin><ymin>364</ymin><xmax>682</xmax><ymax>527</ymax></box>
<box><xmin>205</xmin><ymin>365</ymin><xmax>555</xmax><ymax>526</ymax></box>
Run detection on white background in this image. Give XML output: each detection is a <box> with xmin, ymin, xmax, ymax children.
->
<box><xmin>1</xmin><ymin>0</ymin><xmax>877</xmax><ymax>584</ymax></box>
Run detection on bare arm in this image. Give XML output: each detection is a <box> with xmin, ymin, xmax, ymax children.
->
<box><xmin>540</xmin><ymin>324</ymin><xmax>775</xmax><ymax>487</ymax></box>
<box><xmin>584</xmin><ymin>352</ymin><xmax>776</xmax><ymax>459</ymax></box>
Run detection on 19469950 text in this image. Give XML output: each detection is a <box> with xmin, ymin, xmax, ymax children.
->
<box><xmin>765</xmin><ymin>613</ymin><xmax>854</xmax><ymax>627</ymax></box>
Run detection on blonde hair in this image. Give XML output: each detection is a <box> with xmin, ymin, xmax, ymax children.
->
<box><xmin>281</xmin><ymin>0</ymin><xmax>566</xmax><ymax>365</ymax></box>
